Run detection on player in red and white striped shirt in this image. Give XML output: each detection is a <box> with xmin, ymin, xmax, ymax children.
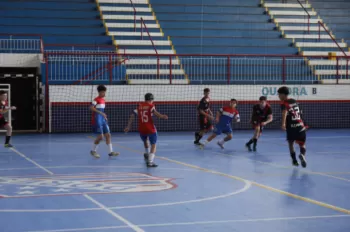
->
<box><xmin>124</xmin><ymin>93</ymin><xmax>168</xmax><ymax>167</ymax></box>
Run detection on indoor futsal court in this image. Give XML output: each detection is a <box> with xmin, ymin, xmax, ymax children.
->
<box><xmin>0</xmin><ymin>129</ymin><xmax>349</xmax><ymax>232</ymax></box>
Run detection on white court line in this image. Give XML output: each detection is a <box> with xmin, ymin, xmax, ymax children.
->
<box><xmin>27</xmin><ymin>214</ymin><xmax>350</xmax><ymax>232</ymax></box>
<box><xmin>0</xmin><ymin>165</ymin><xmax>196</xmax><ymax>172</ymax></box>
<box><xmin>83</xmin><ymin>194</ymin><xmax>144</xmax><ymax>232</ymax></box>
<box><xmin>9</xmin><ymin>148</ymin><xmax>53</xmax><ymax>175</ymax></box>
<box><xmin>213</xmin><ymin>151</ymin><xmax>350</xmax><ymax>183</ymax></box>
<box><xmin>0</xmin><ymin>180</ymin><xmax>251</xmax><ymax>212</ymax></box>
<box><xmin>111</xmin><ymin>179</ymin><xmax>251</xmax><ymax>209</ymax></box>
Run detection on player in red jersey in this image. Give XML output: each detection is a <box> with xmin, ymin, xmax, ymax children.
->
<box><xmin>278</xmin><ymin>86</ymin><xmax>307</xmax><ymax>168</ymax></box>
<box><xmin>124</xmin><ymin>93</ymin><xmax>168</xmax><ymax>167</ymax></box>
<box><xmin>90</xmin><ymin>85</ymin><xmax>119</xmax><ymax>159</ymax></box>
<box><xmin>0</xmin><ymin>91</ymin><xmax>16</xmax><ymax>148</ymax></box>
<box><xmin>245</xmin><ymin>96</ymin><xmax>273</xmax><ymax>152</ymax></box>
<box><xmin>194</xmin><ymin>88</ymin><xmax>214</xmax><ymax>145</ymax></box>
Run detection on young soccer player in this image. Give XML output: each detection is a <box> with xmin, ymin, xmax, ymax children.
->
<box><xmin>200</xmin><ymin>99</ymin><xmax>240</xmax><ymax>149</ymax></box>
<box><xmin>90</xmin><ymin>85</ymin><xmax>119</xmax><ymax>158</ymax></box>
<box><xmin>124</xmin><ymin>93</ymin><xmax>168</xmax><ymax>167</ymax></box>
<box><xmin>194</xmin><ymin>88</ymin><xmax>214</xmax><ymax>145</ymax></box>
<box><xmin>245</xmin><ymin>96</ymin><xmax>273</xmax><ymax>152</ymax></box>
<box><xmin>0</xmin><ymin>91</ymin><xmax>16</xmax><ymax>148</ymax></box>
<box><xmin>278</xmin><ymin>86</ymin><xmax>307</xmax><ymax>168</ymax></box>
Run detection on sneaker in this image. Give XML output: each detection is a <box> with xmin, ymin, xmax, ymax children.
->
<box><xmin>299</xmin><ymin>154</ymin><xmax>307</xmax><ymax>168</ymax></box>
<box><xmin>245</xmin><ymin>143</ymin><xmax>252</xmax><ymax>152</ymax></box>
<box><xmin>253</xmin><ymin>145</ymin><xmax>257</xmax><ymax>152</ymax></box>
<box><xmin>4</xmin><ymin>143</ymin><xmax>13</xmax><ymax>148</ymax></box>
<box><xmin>144</xmin><ymin>153</ymin><xmax>149</xmax><ymax>161</ymax></box>
<box><xmin>217</xmin><ymin>141</ymin><xmax>224</xmax><ymax>149</ymax></box>
<box><xmin>108</xmin><ymin>152</ymin><xmax>120</xmax><ymax>157</ymax></box>
<box><xmin>194</xmin><ymin>141</ymin><xmax>203</xmax><ymax>146</ymax></box>
<box><xmin>147</xmin><ymin>162</ymin><xmax>158</xmax><ymax>168</ymax></box>
<box><xmin>90</xmin><ymin>150</ymin><xmax>100</xmax><ymax>159</ymax></box>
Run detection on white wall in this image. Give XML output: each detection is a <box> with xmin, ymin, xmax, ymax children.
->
<box><xmin>0</xmin><ymin>54</ymin><xmax>42</xmax><ymax>68</ymax></box>
<box><xmin>49</xmin><ymin>85</ymin><xmax>350</xmax><ymax>102</ymax></box>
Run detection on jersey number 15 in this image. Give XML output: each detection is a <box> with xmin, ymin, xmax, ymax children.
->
<box><xmin>141</xmin><ymin>110</ymin><xmax>149</xmax><ymax>123</ymax></box>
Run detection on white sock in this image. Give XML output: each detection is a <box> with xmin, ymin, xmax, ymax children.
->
<box><xmin>92</xmin><ymin>144</ymin><xmax>98</xmax><ymax>152</ymax></box>
<box><xmin>148</xmin><ymin>153</ymin><xmax>155</xmax><ymax>163</ymax></box>
<box><xmin>204</xmin><ymin>140</ymin><xmax>210</xmax><ymax>145</ymax></box>
<box><xmin>145</xmin><ymin>147</ymin><xmax>150</xmax><ymax>154</ymax></box>
<box><xmin>108</xmin><ymin>144</ymin><xmax>113</xmax><ymax>153</ymax></box>
<box><xmin>219</xmin><ymin>140</ymin><xmax>226</xmax><ymax>145</ymax></box>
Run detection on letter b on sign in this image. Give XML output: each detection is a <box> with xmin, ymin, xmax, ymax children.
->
<box><xmin>312</xmin><ymin>88</ymin><xmax>317</xmax><ymax>95</ymax></box>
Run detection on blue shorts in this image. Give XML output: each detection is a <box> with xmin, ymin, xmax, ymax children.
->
<box><xmin>214</xmin><ymin>125</ymin><xmax>232</xmax><ymax>135</ymax></box>
<box><xmin>140</xmin><ymin>133</ymin><xmax>158</xmax><ymax>145</ymax></box>
<box><xmin>92</xmin><ymin>123</ymin><xmax>110</xmax><ymax>135</ymax></box>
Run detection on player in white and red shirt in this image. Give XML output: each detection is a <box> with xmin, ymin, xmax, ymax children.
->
<box><xmin>89</xmin><ymin>85</ymin><xmax>119</xmax><ymax>159</ymax></box>
<box><xmin>200</xmin><ymin>99</ymin><xmax>240</xmax><ymax>149</ymax></box>
<box><xmin>0</xmin><ymin>90</ymin><xmax>16</xmax><ymax>148</ymax></box>
<box><xmin>124</xmin><ymin>93</ymin><xmax>168</xmax><ymax>167</ymax></box>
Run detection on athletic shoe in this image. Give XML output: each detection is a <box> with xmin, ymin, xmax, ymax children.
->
<box><xmin>90</xmin><ymin>150</ymin><xmax>100</xmax><ymax>158</ymax></box>
<box><xmin>108</xmin><ymin>152</ymin><xmax>120</xmax><ymax>157</ymax></box>
<box><xmin>217</xmin><ymin>141</ymin><xmax>224</xmax><ymax>149</ymax></box>
<box><xmin>299</xmin><ymin>154</ymin><xmax>307</xmax><ymax>168</ymax></box>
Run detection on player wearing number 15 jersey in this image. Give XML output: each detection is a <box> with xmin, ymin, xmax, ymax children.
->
<box><xmin>278</xmin><ymin>86</ymin><xmax>307</xmax><ymax>168</ymax></box>
<box><xmin>124</xmin><ymin>93</ymin><xmax>168</xmax><ymax>167</ymax></box>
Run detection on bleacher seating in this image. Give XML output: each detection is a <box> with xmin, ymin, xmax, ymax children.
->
<box><xmin>150</xmin><ymin>0</ymin><xmax>298</xmax><ymax>55</ymax></box>
<box><xmin>0</xmin><ymin>0</ymin><xmax>113</xmax><ymax>47</ymax></box>
<box><xmin>97</xmin><ymin>0</ymin><xmax>187</xmax><ymax>84</ymax></box>
<box><xmin>264</xmin><ymin>0</ymin><xmax>350</xmax><ymax>82</ymax></box>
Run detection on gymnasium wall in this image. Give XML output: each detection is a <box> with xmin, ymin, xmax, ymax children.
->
<box><xmin>49</xmin><ymin>85</ymin><xmax>350</xmax><ymax>132</ymax></box>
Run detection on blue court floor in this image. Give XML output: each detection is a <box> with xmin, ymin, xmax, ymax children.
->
<box><xmin>0</xmin><ymin>129</ymin><xmax>350</xmax><ymax>232</ymax></box>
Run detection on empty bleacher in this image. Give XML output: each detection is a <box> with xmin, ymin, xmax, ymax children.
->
<box><xmin>150</xmin><ymin>0</ymin><xmax>298</xmax><ymax>55</ymax></box>
<box><xmin>0</xmin><ymin>0</ymin><xmax>113</xmax><ymax>48</ymax></box>
<box><xmin>264</xmin><ymin>0</ymin><xmax>350</xmax><ymax>82</ymax></box>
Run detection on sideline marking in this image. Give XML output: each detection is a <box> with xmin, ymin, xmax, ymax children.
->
<box><xmin>10</xmin><ymin>148</ymin><xmax>53</xmax><ymax>175</ymax></box>
<box><xmin>112</xmin><ymin>142</ymin><xmax>350</xmax><ymax>215</ymax></box>
<box><xmin>27</xmin><ymin>214</ymin><xmax>350</xmax><ymax>232</ymax></box>
<box><xmin>83</xmin><ymin>194</ymin><xmax>144</xmax><ymax>232</ymax></box>
<box><xmin>213</xmin><ymin>151</ymin><xmax>350</xmax><ymax>183</ymax></box>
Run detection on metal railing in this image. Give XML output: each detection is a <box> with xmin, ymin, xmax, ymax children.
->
<box><xmin>296</xmin><ymin>0</ymin><xmax>311</xmax><ymax>34</ymax></box>
<box><xmin>130</xmin><ymin>0</ymin><xmax>136</xmax><ymax>32</ymax></box>
<box><xmin>43</xmin><ymin>52</ymin><xmax>350</xmax><ymax>84</ymax></box>
<box><xmin>0</xmin><ymin>33</ymin><xmax>44</xmax><ymax>54</ymax></box>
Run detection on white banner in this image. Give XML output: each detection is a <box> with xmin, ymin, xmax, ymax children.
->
<box><xmin>50</xmin><ymin>85</ymin><xmax>350</xmax><ymax>102</ymax></box>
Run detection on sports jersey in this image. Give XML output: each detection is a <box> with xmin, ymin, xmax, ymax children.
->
<box><xmin>217</xmin><ymin>106</ymin><xmax>240</xmax><ymax>128</ymax></box>
<box><xmin>91</xmin><ymin>96</ymin><xmax>107</xmax><ymax>126</ymax></box>
<box><xmin>197</xmin><ymin>97</ymin><xmax>210</xmax><ymax>114</ymax></box>
<box><xmin>281</xmin><ymin>98</ymin><xmax>305</xmax><ymax>132</ymax></box>
<box><xmin>251</xmin><ymin>104</ymin><xmax>272</xmax><ymax>123</ymax></box>
<box><xmin>134</xmin><ymin>102</ymin><xmax>156</xmax><ymax>135</ymax></box>
<box><xmin>0</xmin><ymin>101</ymin><xmax>8</xmax><ymax>119</ymax></box>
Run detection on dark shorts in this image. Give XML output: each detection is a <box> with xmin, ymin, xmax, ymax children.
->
<box><xmin>199</xmin><ymin>115</ymin><xmax>212</xmax><ymax>131</ymax></box>
<box><xmin>287</xmin><ymin>129</ymin><xmax>306</xmax><ymax>145</ymax></box>
<box><xmin>252</xmin><ymin>122</ymin><xmax>264</xmax><ymax>134</ymax></box>
<box><xmin>0</xmin><ymin>117</ymin><xmax>8</xmax><ymax>128</ymax></box>
<box><xmin>140</xmin><ymin>132</ymin><xmax>158</xmax><ymax>145</ymax></box>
